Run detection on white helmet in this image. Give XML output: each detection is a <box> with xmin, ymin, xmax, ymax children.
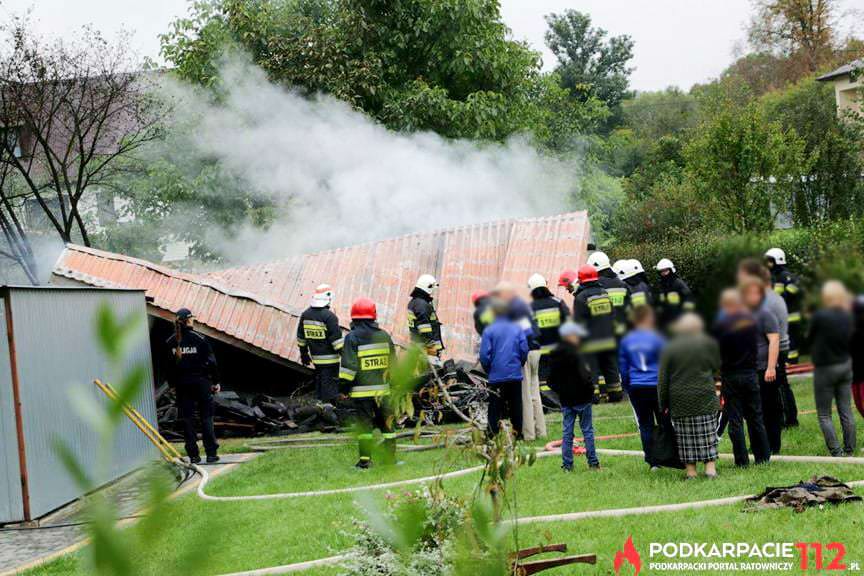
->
<box><xmin>311</xmin><ymin>283</ymin><xmax>334</xmax><ymax>308</ymax></box>
<box><xmin>587</xmin><ymin>251</ymin><xmax>611</xmax><ymax>271</ymax></box>
<box><xmin>612</xmin><ymin>259</ymin><xmax>628</xmax><ymax>279</ymax></box>
<box><xmin>655</xmin><ymin>258</ymin><xmax>676</xmax><ymax>273</ymax></box>
<box><xmin>415</xmin><ymin>274</ymin><xmax>439</xmax><ymax>296</ymax></box>
<box><xmin>527</xmin><ymin>273</ymin><xmax>547</xmax><ymax>291</ymax></box>
<box><xmin>764</xmin><ymin>248</ymin><xmax>786</xmax><ymax>266</ymax></box>
<box><xmin>632</xmin><ymin>259</ymin><xmax>645</xmax><ymax>276</ymax></box>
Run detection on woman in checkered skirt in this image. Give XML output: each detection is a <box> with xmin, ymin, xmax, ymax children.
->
<box><xmin>658</xmin><ymin>313</ymin><xmax>722</xmax><ymax>479</ymax></box>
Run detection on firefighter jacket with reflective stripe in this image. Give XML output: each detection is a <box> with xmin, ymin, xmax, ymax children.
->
<box><xmin>530</xmin><ymin>294</ymin><xmax>570</xmax><ymax>352</ymax></box>
<box><xmin>339</xmin><ymin>320</ymin><xmax>396</xmax><ymax>398</ymax></box>
<box><xmin>598</xmin><ymin>270</ymin><xmax>631</xmax><ymax>336</ymax></box>
<box><xmin>572</xmin><ymin>281</ymin><xmax>616</xmax><ymax>353</ymax></box>
<box><xmin>657</xmin><ymin>274</ymin><xmax>695</xmax><ymax>326</ymax></box>
<box><xmin>407</xmin><ymin>291</ymin><xmax>444</xmax><ymax>353</ymax></box>
<box><xmin>166</xmin><ymin>328</ymin><xmax>219</xmax><ymax>388</ymax></box>
<box><xmin>625</xmin><ymin>276</ymin><xmax>653</xmax><ymax>309</ymax></box>
<box><xmin>473</xmin><ymin>298</ymin><xmax>494</xmax><ymax>336</ymax></box>
<box><xmin>297</xmin><ymin>306</ymin><xmax>344</xmax><ymax>366</ymax></box>
<box><xmin>771</xmin><ymin>266</ymin><xmax>803</xmax><ymax>322</ymax></box>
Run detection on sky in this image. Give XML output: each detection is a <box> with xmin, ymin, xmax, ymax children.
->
<box><xmin>2</xmin><ymin>0</ymin><xmax>862</xmax><ymax>92</ymax></box>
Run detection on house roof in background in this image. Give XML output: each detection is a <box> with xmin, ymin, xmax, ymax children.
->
<box><xmin>53</xmin><ymin>211</ymin><xmax>591</xmax><ymax>365</ymax></box>
<box><xmin>817</xmin><ymin>59</ymin><xmax>863</xmax><ymax>81</ymax></box>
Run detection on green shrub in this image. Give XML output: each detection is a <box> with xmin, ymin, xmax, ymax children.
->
<box><xmin>610</xmin><ymin>219</ymin><xmax>864</xmax><ymax>318</ymax></box>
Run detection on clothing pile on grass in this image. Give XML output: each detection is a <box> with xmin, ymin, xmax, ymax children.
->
<box><xmin>746</xmin><ymin>476</ymin><xmax>861</xmax><ymax>512</ymax></box>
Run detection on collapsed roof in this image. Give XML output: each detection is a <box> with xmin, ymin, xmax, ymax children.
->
<box><xmin>53</xmin><ymin>211</ymin><xmax>590</xmax><ymax>368</ymax></box>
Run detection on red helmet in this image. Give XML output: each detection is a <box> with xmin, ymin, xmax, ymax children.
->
<box><xmin>558</xmin><ymin>269</ymin><xmax>578</xmax><ymax>287</ymax></box>
<box><xmin>471</xmin><ymin>290</ymin><xmax>489</xmax><ymax>305</ymax></box>
<box><xmin>577</xmin><ymin>264</ymin><xmax>599</xmax><ymax>284</ymax></box>
<box><xmin>350</xmin><ymin>297</ymin><xmax>377</xmax><ymax>320</ymax></box>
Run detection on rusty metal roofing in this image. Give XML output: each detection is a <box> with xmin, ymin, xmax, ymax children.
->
<box><xmin>53</xmin><ymin>211</ymin><xmax>590</xmax><ymax>365</ymax></box>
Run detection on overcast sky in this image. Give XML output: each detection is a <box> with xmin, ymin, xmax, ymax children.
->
<box><xmin>2</xmin><ymin>0</ymin><xmax>862</xmax><ymax>92</ymax></box>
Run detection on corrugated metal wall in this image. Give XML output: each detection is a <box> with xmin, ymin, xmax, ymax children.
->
<box><xmin>0</xmin><ymin>287</ymin><xmax>157</xmax><ymax>522</ymax></box>
<box><xmin>0</xmin><ymin>304</ymin><xmax>23</xmax><ymax>523</ymax></box>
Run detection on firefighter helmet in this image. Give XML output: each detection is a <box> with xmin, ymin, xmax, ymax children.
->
<box><xmin>471</xmin><ymin>290</ymin><xmax>489</xmax><ymax>305</ymax></box>
<box><xmin>311</xmin><ymin>283</ymin><xmax>334</xmax><ymax>308</ymax></box>
<box><xmin>765</xmin><ymin>247</ymin><xmax>786</xmax><ymax>266</ymax></box>
<box><xmin>587</xmin><ymin>251</ymin><xmax>611</xmax><ymax>271</ymax></box>
<box><xmin>558</xmin><ymin>269</ymin><xmax>578</xmax><ymax>288</ymax></box>
<box><xmin>350</xmin><ymin>298</ymin><xmax>377</xmax><ymax>320</ymax></box>
<box><xmin>527</xmin><ymin>273</ymin><xmax>547</xmax><ymax>291</ymax></box>
<box><xmin>415</xmin><ymin>274</ymin><xmax>439</xmax><ymax>295</ymax></box>
<box><xmin>612</xmin><ymin>259</ymin><xmax>628</xmax><ymax>279</ymax></box>
<box><xmin>655</xmin><ymin>258</ymin><xmax>676</xmax><ymax>273</ymax></box>
<box><xmin>578</xmin><ymin>264</ymin><xmax>599</xmax><ymax>284</ymax></box>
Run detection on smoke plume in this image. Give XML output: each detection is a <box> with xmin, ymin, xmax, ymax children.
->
<box><xmin>168</xmin><ymin>59</ymin><xmax>580</xmax><ymax>263</ymax></box>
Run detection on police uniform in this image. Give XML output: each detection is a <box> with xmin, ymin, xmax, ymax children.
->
<box><xmin>339</xmin><ymin>319</ymin><xmax>397</xmax><ymax>466</ymax></box>
<box><xmin>573</xmin><ymin>280</ymin><xmax>620</xmax><ymax>402</ymax></box>
<box><xmin>771</xmin><ymin>265</ymin><xmax>803</xmax><ymax>363</ymax></box>
<box><xmin>530</xmin><ymin>290</ymin><xmax>570</xmax><ymax>388</ymax></box>
<box><xmin>407</xmin><ymin>289</ymin><xmax>444</xmax><ymax>355</ymax></box>
<box><xmin>297</xmin><ymin>306</ymin><xmax>344</xmax><ymax>401</ymax></box>
<box><xmin>597</xmin><ymin>269</ymin><xmax>631</xmax><ymax>339</ymax></box>
<box><xmin>657</xmin><ymin>273</ymin><xmax>695</xmax><ymax>330</ymax></box>
<box><xmin>166</xmin><ymin>327</ymin><xmax>220</xmax><ymax>461</ymax></box>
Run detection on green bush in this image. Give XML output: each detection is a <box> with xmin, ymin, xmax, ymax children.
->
<box><xmin>610</xmin><ymin>219</ymin><xmax>864</xmax><ymax>318</ymax></box>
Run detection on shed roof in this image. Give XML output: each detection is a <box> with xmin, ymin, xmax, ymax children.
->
<box><xmin>817</xmin><ymin>59</ymin><xmax>863</xmax><ymax>81</ymax></box>
<box><xmin>53</xmin><ymin>211</ymin><xmax>590</xmax><ymax>365</ymax></box>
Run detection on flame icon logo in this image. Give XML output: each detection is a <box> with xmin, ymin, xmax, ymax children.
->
<box><xmin>614</xmin><ymin>535</ymin><xmax>641</xmax><ymax>575</ymax></box>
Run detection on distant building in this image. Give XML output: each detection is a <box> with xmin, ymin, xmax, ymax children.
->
<box><xmin>817</xmin><ymin>59</ymin><xmax>862</xmax><ymax>117</ymax></box>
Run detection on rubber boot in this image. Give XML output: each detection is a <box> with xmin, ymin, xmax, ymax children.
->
<box><xmin>356</xmin><ymin>433</ymin><xmax>374</xmax><ymax>469</ymax></box>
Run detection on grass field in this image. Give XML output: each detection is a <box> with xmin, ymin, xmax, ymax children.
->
<box><xmin>25</xmin><ymin>376</ymin><xmax>864</xmax><ymax>576</ymax></box>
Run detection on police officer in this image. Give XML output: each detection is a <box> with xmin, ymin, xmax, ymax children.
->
<box><xmin>166</xmin><ymin>308</ymin><xmax>220</xmax><ymax>464</ymax></box>
<box><xmin>568</xmin><ymin>265</ymin><xmax>620</xmax><ymax>403</ymax></box>
<box><xmin>765</xmin><ymin>248</ymin><xmax>804</xmax><ymax>364</ymax></box>
<box><xmin>472</xmin><ymin>290</ymin><xmax>493</xmax><ymax>336</ymax></box>
<box><xmin>408</xmin><ymin>274</ymin><xmax>444</xmax><ymax>356</ymax></box>
<box><xmin>297</xmin><ymin>284</ymin><xmax>344</xmax><ymax>402</ymax></box>
<box><xmin>528</xmin><ymin>273</ymin><xmax>570</xmax><ymax>395</ymax></box>
<box><xmin>622</xmin><ymin>260</ymin><xmax>653</xmax><ymax>309</ymax></box>
<box><xmin>339</xmin><ymin>298</ymin><xmax>397</xmax><ymax>469</ymax></box>
<box><xmin>588</xmin><ymin>251</ymin><xmax>630</xmax><ymax>342</ymax></box>
<box><xmin>655</xmin><ymin>258</ymin><xmax>695</xmax><ymax>330</ymax></box>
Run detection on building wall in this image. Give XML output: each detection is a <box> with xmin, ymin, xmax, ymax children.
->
<box><xmin>831</xmin><ymin>76</ymin><xmax>862</xmax><ymax>116</ymax></box>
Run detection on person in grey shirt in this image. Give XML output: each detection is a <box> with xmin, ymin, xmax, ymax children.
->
<box><xmin>738</xmin><ymin>258</ymin><xmax>799</xmax><ymax>428</ymax></box>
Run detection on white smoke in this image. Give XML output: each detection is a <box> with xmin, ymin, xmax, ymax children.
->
<box><xmin>168</xmin><ymin>59</ymin><xmax>581</xmax><ymax>263</ymax></box>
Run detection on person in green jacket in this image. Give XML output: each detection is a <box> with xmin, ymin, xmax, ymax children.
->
<box><xmin>658</xmin><ymin>313</ymin><xmax>722</xmax><ymax>479</ymax></box>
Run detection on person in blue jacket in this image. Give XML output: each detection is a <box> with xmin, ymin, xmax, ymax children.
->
<box><xmin>480</xmin><ymin>296</ymin><xmax>529</xmax><ymax>438</ymax></box>
<box><xmin>619</xmin><ymin>305</ymin><xmax>666</xmax><ymax>468</ymax></box>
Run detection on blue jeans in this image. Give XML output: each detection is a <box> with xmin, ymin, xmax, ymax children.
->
<box><xmin>562</xmin><ymin>403</ymin><xmax>598</xmax><ymax>469</ymax></box>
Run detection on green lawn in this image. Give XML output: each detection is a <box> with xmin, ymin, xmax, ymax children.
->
<box><xmin>25</xmin><ymin>377</ymin><xmax>864</xmax><ymax>576</ymax></box>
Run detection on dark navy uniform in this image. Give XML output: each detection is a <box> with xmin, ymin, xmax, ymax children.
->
<box><xmin>625</xmin><ymin>276</ymin><xmax>653</xmax><ymax>309</ymax></box>
<box><xmin>407</xmin><ymin>289</ymin><xmax>444</xmax><ymax>355</ymax></box>
<box><xmin>297</xmin><ymin>306</ymin><xmax>345</xmax><ymax>401</ymax></box>
<box><xmin>530</xmin><ymin>289</ymin><xmax>570</xmax><ymax>388</ymax></box>
<box><xmin>339</xmin><ymin>320</ymin><xmax>397</xmax><ymax>466</ymax></box>
<box><xmin>597</xmin><ymin>269</ymin><xmax>631</xmax><ymax>338</ymax></box>
<box><xmin>474</xmin><ymin>297</ymin><xmax>494</xmax><ymax>337</ymax></box>
<box><xmin>573</xmin><ymin>280</ymin><xmax>620</xmax><ymax>401</ymax></box>
<box><xmin>771</xmin><ymin>266</ymin><xmax>803</xmax><ymax>363</ymax></box>
<box><xmin>657</xmin><ymin>274</ymin><xmax>695</xmax><ymax>330</ymax></box>
<box><xmin>166</xmin><ymin>327</ymin><xmax>220</xmax><ymax>460</ymax></box>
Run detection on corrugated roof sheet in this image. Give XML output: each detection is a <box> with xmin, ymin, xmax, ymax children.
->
<box><xmin>53</xmin><ymin>211</ymin><xmax>590</xmax><ymax>365</ymax></box>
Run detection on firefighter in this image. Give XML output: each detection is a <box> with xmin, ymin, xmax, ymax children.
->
<box><xmin>570</xmin><ymin>265</ymin><xmax>620</xmax><ymax>403</ymax></box>
<box><xmin>408</xmin><ymin>274</ymin><xmax>444</xmax><ymax>357</ymax></box>
<box><xmin>339</xmin><ymin>298</ymin><xmax>397</xmax><ymax>469</ymax></box>
<box><xmin>529</xmin><ymin>273</ymin><xmax>570</xmax><ymax>395</ymax></box>
<box><xmin>655</xmin><ymin>258</ymin><xmax>695</xmax><ymax>330</ymax></box>
<box><xmin>588</xmin><ymin>251</ymin><xmax>630</xmax><ymax>342</ymax></box>
<box><xmin>622</xmin><ymin>260</ymin><xmax>654</xmax><ymax>309</ymax></box>
<box><xmin>765</xmin><ymin>248</ymin><xmax>804</xmax><ymax>364</ymax></box>
<box><xmin>297</xmin><ymin>284</ymin><xmax>344</xmax><ymax>402</ymax></box>
<box><xmin>472</xmin><ymin>290</ymin><xmax>493</xmax><ymax>336</ymax></box>
<box><xmin>166</xmin><ymin>308</ymin><xmax>220</xmax><ymax>464</ymax></box>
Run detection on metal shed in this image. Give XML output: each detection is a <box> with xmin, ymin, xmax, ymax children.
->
<box><xmin>0</xmin><ymin>286</ymin><xmax>157</xmax><ymax>524</ymax></box>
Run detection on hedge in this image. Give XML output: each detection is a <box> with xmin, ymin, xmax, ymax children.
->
<box><xmin>609</xmin><ymin>218</ymin><xmax>864</xmax><ymax>318</ymax></box>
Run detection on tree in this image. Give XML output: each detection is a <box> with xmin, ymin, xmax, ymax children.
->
<box><xmin>544</xmin><ymin>10</ymin><xmax>634</xmax><ymax>115</ymax></box>
<box><xmin>0</xmin><ymin>18</ymin><xmax>165</xmax><ymax>281</ymax></box>
<box><xmin>761</xmin><ymin>78</ymin><xmax>864</xmax><ymax>225</ymax></box>
<box><xmin>684</xmin><ymin>100</ymin><xmax>808</xmax><ymax>233</ymax></box>
<box><xmin>161</xmin><ymin>0</ymin><xmax>607</xmax><ymax>144</ymax></box>
<box><xmin>748</xmin><ymin>0</ymin><xmax>837</xmax><ymax>75</ymax></box>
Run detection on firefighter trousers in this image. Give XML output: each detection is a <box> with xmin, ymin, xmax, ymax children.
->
<box><xmin>585</xmin><ymin>348</ymin><xmax>622</xmax><ymax>402</ymax></box>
